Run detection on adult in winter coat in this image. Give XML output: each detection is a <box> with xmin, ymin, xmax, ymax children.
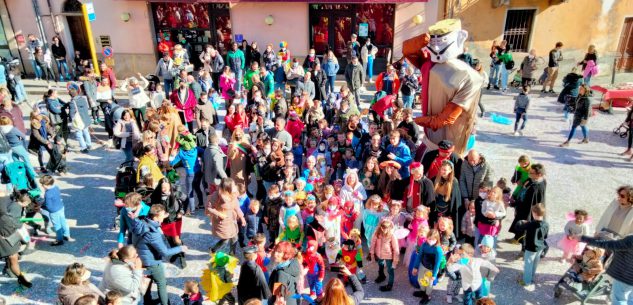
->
<box><xmin>268</xmin><ymin>241</ymin><xmax>302</xmax><ymax>305</ymax></box>
<box><xmin>155</xmin><ymin>52</ymin><xmax>175</xmax><ymax>94</ymax></box>
<box><xmin>170</xmin><ymin>82</ymin><xmax>197</xmax><ymax>133</ymax></box>
<box><xmin>131</xmin><ymin>204</ymin><xmax>184</xmax><ymax>305</ymax></box>
<box><xmin>421</xmin><ymin>140</ymin><xmax>463</xmax><ymax>181</ymax></box>
<box><xmin>375</xmin><ymin>65</ymin><xmax>401</xmax><ymax>96</ymax></box>
<box><xmin>262</xmin><ymin>44</ymin><xmax>278</xmax><ymax>71</ymax></box>
<box><xmin>296</xmin><ymin>72</ymin><xmax>315</xmax><ymax>101</ymax></box>
<box><xmin>303</xmin><ymin>49</ymin><xmax>320</xmax><ymax>72</ymax></box>
<box><xmin>322</xmin><ymin>51</ymin><xmax>339</xmax><ymax>95</ymax></box>
<box><xmin>508</xmin><ymin>163</ymin><xmax>546</xmax><ymax>243</ymax></box>
<box><xmin>51</xmin><ymin>36</ymin><xmax>71</xmax><ymax>81</ymax></box>
<box><xmin>203</xmin><ymin>132</ymin><xmax>228</xmax><ymax>194</ymax></box>
<box><xmin>58</xmin><ymin>263</ymin><xmax>105</xmax><ymax>305</ymax></box>
<box><xmin>228</xmin><ymin>129</ymin><xmax>255</xmax><ymax>191</ymax></box>
<box><xmin>28</xmin><ymin>112</ymin><xmax>55</xmax><ymax>172</ymax></box>
<box><xmin>312</xmin><ymin>63</ymin><xmax>327</xmax><ymax>101</ymax></box>
<box><xmin>557</xmin><ymin>68</ymin><xmax>584</xmax><ymax>107</ymax></box>
<box><xmin>578</xmin><ymin>45</ymin><xmax>598</xmax><ymax>71</ymax></box>
<box><xmin>400</xmin><ymin>66</ymin><xmax>419</xmax><ymax>109</ymax></box>
<box><xmin>520</xmin><ymin>49</ymin><xmax>539</xmax><ymax>87</ymax></box>
<box><xmin>344</xmin><ymin>56</ymin><xmax>364</xmax><ymax>107</ymax></box>
<box><xmin>113</xmin><ymin>110</ymin><xmax>141</xmax><ymax>162</ymax></box>
<box><xmin>429</xmin><ymin>160</ymin><xmax>463</xmax><ymax>237</ymax></box>
<box><xmin>459</xmin><ymin>150</ymin><xmax>493</xmax><ymax>204</ymax></box>
<box><xmin>219</xmin><ymin>66</ymin><xmax>236</xmax><ymax>100</ymax></box>
<box><xmin>237</xmin><ymin>246</ymin><xmax>271</xmax><ymax>305</ymax></box>
<box><xmin>45</xmin><ymin>89</ymin><xmax>69</xmax><ymax>143</ymax></box>
<box><xmin>68</xmin><ymin>84</ymin><xmax>92</xmax><ymax>152</ymax></box>
<box><xmin>0</xmin><ymin>97</ymin><xmax>26</xmax><ymax>134</ymax></box>
<box><xmin>100</xmin><ymin>246</ymin><xmax>144</xmax><ymax>305</ymax></box>
<box><xmin>207</xmin><ymin>47</ymin><xmax>225</xmax><ymax>91</ymax></box>
<box><xmin>227</xmin><ymin>42</ymin><xmax>246</xmax><ymax>92</ymax></box>
<box><xmin>0</xmin><ymin>197</ymin><xmax>33</xmax><ymax>288</ymax></box>
<box><xmin>595</xmin><ymin>185</ymin><xmax>633</xmax><ymax>238</ymax></box>
<box><xmin>207</xmin><ymin>178</ymin><xmax>245</xmax><ymax>255</ymax></box>
<box><xmin>560</xmin><ymin>84</ymin><xmax>592</xmax><ymax>147</ymax></box>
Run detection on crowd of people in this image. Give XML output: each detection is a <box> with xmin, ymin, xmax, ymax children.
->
<box><xmin>0</xmin><ymin>30</ymin><xmax>632</xmax><ymax>305</ymax></box>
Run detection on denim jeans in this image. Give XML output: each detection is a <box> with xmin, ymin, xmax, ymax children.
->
<box><xmin>463</xmin><ymin>287</ymin><xmax>483</xmax><ymax>305</ymax></box>
<box><xmin>500</xmin><ymin>65</ymin><xmax>509</xmax><ymax>90</ymax></box>
<box><xmin>367</xmin><ymin>55</ymin><xmax>374</xmax><ymax>80</ymax></box>
<box><xmin>163</xmin><ymin>79</ymin><xmax>174</xmax><ymax>95</ymax></box>
<box><xmin>352</xmin><ymin>89</ymin><xmax>361</xmax><ymax>107</ymax></box>
<box><xmin>377</xmin><ymin>258</ymin><xmax>395</xmax><ymax>286</ymax></box>
<box><xmin>184</xmin><ymin>173</ymin><xmax>195</xmax><ymax>213</ymax></box>
<box><xmin>122</xmin><ymin>145</ymin><xmax>134</xmax><ymax>162</ymax></box>
<box><xmin>15</xmin><ymin>81</ymin><xmax>27</xmax><ymax>103</ymax></box>
<box><xmin>30</xmin><ymin>59</ymin><xmax>42</xmax><ymax>79</ymax></box>
<box><xmin>523</xmin><ymin>249</ymin><xmax>543</xmax><ymax>285</ymax></box>
<box><xmin>612</xmin><ymin>278</ymin><xmax>633</xmax><ymax>305</ymax></box>
<box><xmin>38</xmin><ymin>145</ymin><xmax>52</xmax><ymax>168</ymax></box>
<box><xmin>567</xmin><ymin>124</ymin><xmax>588</xmax><ymax>141</ymax></box>
<box><xmin>145</xmin><ymin>263</ymin><xmax>169</xmax><ymax>305</ymax></box>
<box><xmin>74</xmin><ymin>127</ymin><xmax>92</xmax><ymax>150</ymax></box>
<box><xmin>584</xmin><ymin>75</ymin><xmax>592</xmax><ymax>88</ymax></box>
<box><xmin>515</xmin><ymin>111</ymin><xmax>527</xmax><ymax>131</ymax></box>
<box><xmin>192</xmin><ymin>171</ymin><xmax>206</xmax><ymax>209</ymax></box>
<box><xmin>326</xmin><ymin>76</ymin><xmax>336</xmax><ymax>96</ymax></box>
<box><xmin>211</xmin><ymin>236</ymin><xmax>238</xmax><ymax>255</ymax></box>
<box><xmin>11</xmin><ymin>145</ymin><xmax>36</xmax><ymax>175</ymax></box>
<box><xmin>402</xmin><ymin>95</ymin><xmax>414</xmax><ymax>109</ymax></box>
<box><xmin>49</xmin><ymin>208</ymin><xmax>70</xmax><ymax>242</ymax></box>
<box><xmin>489</xmin><ymin>64</ymin><xmax>501</xmax><ymax>88</ymax></box>
<box><xmin>55</xmin><ymin>59</ymin><xmax>71</xmax><ymax>80</ymax></box>
<box><xmin>234</xmin><ymin>69</ymin><xmax>243</xmax><ymax>92</ymax></box>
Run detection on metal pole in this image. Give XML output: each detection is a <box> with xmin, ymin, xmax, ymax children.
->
<box><xmin>612</xmin><ymin>57</ymin><xmax>616</xmax><ymax>85</ymax></box>
<box><xmin>81</xmin><ymin>4</ymin><xmax>100</xmax><ymax>76</ymax></box>
<box><xmin>31</xmin><ymin>0</ymin><xmax>49</xmax><ymax>49</ymax></box>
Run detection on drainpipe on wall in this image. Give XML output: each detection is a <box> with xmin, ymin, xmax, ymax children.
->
<box><xmin>3</xmin><ymin>0</ymin><xmax>26</xmax><ymax>72</ymax></box>
<box><xmin>46</xmin><ymin>0</ymin><xmax>59</xmax><ymax>34</ymax></box>
<box><xmin>31</xmin><ymin>0</ymin><xmax>49</xmax><ymax>48</ymax></box>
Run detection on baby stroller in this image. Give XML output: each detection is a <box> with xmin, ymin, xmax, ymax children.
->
<box><xmin>112</xmin><ymin>161</ymin><xmax>137</xmax><ymax>230</ymax></box>
<box><xmin>613</xmin><ymin>122</ymin><xmax>630</xmax><ymax>138</ymax></box>
<box><xmin>554</xmin><ymin>234</ymin><xmax>615</xmax><ymax>304</ymax></box>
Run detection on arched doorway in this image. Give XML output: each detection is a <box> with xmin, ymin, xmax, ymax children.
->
<box><xmin>63</xmin><ymin>0</ymin><xmax>89</xmax><ymax>59</ymax></box>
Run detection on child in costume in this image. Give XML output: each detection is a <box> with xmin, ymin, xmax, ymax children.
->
<box><xmin>324</xmin><ymin>236</ymin><xmax>341</xmax><ymax>268</ymax></box>
<box><xmin>200</xmin><ymin>251</ymin><xmax>239</xmax><ymax>305</ymax></box>
<box><xmin>341</xmin><ymin>200</ymin><xmax>359</xmax><ymax>240</ymax></box>
<box><xmin>264</xmin><ymin>185</ymin><xmax>283</xmax><ymax>244</ymax></box>
<box><xmin>558</xmin><ymin>209</ymin><xmax>590</xmax><ymax>262</ymax></box>
<box><xmin>510</xmin><ymin>155</ymin><xmax>531</xmax><ymax>203</ymax></box>
<box><xmin>277</xmin><ymin>215</ymin><xmax>304</xmax><ymax>248</ymax></box>
<box><xmin>569</xmin><ymin>247</ymin><xmax>604</xmax><ymax>283</ymax></box>
<box><xmin>322</xmin><ymin>196</ymin><xmax>342</xmax><ymax>242</ymax></box>
<box><xmin>337</xmin><ymin>238</ymin><xmax>365</xmax><ymax>284</ymax></box>
<box><xmin>405</xmin><ymin>211</ymin><xmax>431</xmax><ymax>267</ymax></box>
<box><xmin>362</xmin><ymin>195</ymin><xmax>387</xmax><ymax>250</ymax></box>
<box><xmin>383</xmin><ymin>200</ymin><xmax>412</xmax><ymax>249</ymax></box>
<box><xmin>303</xmin><ymin>240</ymin><xmax>326</xmax><ymax>299</ymax></box>
<box><xmin>412</xmin><ymin>229</ymin><xmax>445</xmax><ymax>304</ymax></box>
<box><xmin>279</xmin><ymin>190</ymin><xmax>302</xmax><ymax>235</ymax></box>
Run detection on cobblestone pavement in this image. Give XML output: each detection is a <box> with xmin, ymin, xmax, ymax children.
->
<box><xmin>1</xmin><ymin>74</ymin><xmax>632</xmax><ymax>305</ymax></box>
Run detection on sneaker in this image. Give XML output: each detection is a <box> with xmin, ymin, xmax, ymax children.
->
<box><xmin>559</xmin><ymin>142</ymin><xmax>570</xmax><ymax>147</ymax></box>
<box><xmin>63</xmin><ymin>236</ymin><xmax>76</xmax><ymax>242</ymax></box>
<box><xmin>446</xmin><ymin>295</ymin><xmax>453</xmax><ymax>303</ymax></box>
<box><xmin>548</xmin><ymin>90</ymin><xmax>556</xmax><ymax>94</ymax></box>
<box><xmin>579</xmin><ymin>138</ymin><xmax>589</xmax><ymax>144</ymax></box>
<box><xmin>375</xmin><ymin>274</ymin><xmax>386</xmax><ymax>284</ymax></box>
<box><xmin>494</xmin><ymin>85</ymin><xmax>500</xmax><ymax>90</ymax></box>
<box><xmin>513</xmin><ymin>131</ymin><xmax>519</xmax><ymax>136</ymax></box>
<box><xmin>486</xmin><ymin>84</ymin><xmax>491</xmax><ymax>90</ymax></box>
<box><xmin>80</xmin><ymin>148</ymin><xmax>90</xmax><ymax>153</ymax></box>
<box><xmin>50</xmin><ymin>240</ymin><xmax>64</xmax><ymax>246</ymax></box>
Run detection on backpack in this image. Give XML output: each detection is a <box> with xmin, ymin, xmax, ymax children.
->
<box><xmin>505</xmin><ymin>60</ymin><xmax>515</xmax><ymax>70</ymax></box>
<box><xmin>115</xmin><ymin>161</ymin><xmax>137</xmax><ymax>199</ymax></box>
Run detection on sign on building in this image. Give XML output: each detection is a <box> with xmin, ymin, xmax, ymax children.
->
<box><xmin>100</xmin><ymin>35</ymin><xmax>111</xmax><ymax>47</ymax></box>
<box><xmin>358</xmin><ymin>23</ymin><xmax>369</xmax><ymax>37</ymax></box>
<box><xmin>85</xmin><ymin>3</ymin><xmax>96</xmax><ymax>22</ymax></box>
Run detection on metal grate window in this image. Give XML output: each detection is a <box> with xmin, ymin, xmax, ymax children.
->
<box><xmin>503</xmin><ymin>9</ymin><xmax>536</xmax><ymax>52</ymax></box>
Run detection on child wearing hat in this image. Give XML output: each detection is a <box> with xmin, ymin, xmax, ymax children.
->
<box><xmin>279</xmin><ymin>190</ymin><xmax>302</xmax><ymax>235</ymax></box>
<box><xmin>237</xmin><ymin>245</ymin><xmax>271</xmax><ymax>305</ymax></box>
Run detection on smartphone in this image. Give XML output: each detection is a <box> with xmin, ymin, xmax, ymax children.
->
<box><xmin>330</xmin><ymin>265</ymin><xmax>343</xmax><ymax>273</ymax></box>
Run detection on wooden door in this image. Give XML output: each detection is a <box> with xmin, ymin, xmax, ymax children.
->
<box><xmin>66</xmin><ymin>16</ymin><xmax>90</xmax><ymax>59</ymax></box>
<box><xmin>617</xmin><ymin>17</ymin><xmax>633</xmax><ymax>72</ymax></box>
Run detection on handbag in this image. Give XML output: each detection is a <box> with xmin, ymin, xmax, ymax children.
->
<box><xmin>71</xmin><ymin>100</ymin><xmax>85</xmax><ymax>131</ymax></box>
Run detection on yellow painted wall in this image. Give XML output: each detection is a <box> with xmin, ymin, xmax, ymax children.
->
<box><xmin>455</xmin><ymin>0</ymin><xmax>633</xmax><ymax>73</ymax></box>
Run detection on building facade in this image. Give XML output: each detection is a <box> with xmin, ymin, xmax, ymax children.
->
<box><xmin>4</xmin><ymin>0</ymin><xmax>439</xmax><ymax>77</ymax></box>
<box><xmin>4</xmin><ymin>0</ymin><xmax>632</xmax><ymax>79</ymax></box>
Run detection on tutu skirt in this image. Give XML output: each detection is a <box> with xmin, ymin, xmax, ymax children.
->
<box><xmin>557</xmin><ymin>236</ymin><xmax>586</xmax><ymax>255</ymax></box>
<box><xmin>477</xmin><ymin>223</ymin><xmax>501</xmax><ymax>237</ymax></box>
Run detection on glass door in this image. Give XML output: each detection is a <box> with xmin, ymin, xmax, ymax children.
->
<box><xmin>311</xmin><ymin>15</ymin><xmax>329</xmax><ymax>56</ymax></box>
<box><xmin>333</xmin><ymin>16</ymin><xmax>352</xmax><ymax>61</ymax></box>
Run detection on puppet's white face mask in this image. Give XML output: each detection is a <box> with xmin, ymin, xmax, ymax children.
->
<box><xmin>425</xmin><ymin>30</ymin><xmax>468</xmax><ymax>63</ymax></box>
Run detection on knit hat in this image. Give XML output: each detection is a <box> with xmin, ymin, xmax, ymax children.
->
<box><xmin>438</xmin><ymin>140</ymin><xmax>454</xmax><ymax>151</ymax></box>
<box><xmin>480</xmin><ymin>235</ymin><xmax>494</xmax><ymax>249</ymax></box>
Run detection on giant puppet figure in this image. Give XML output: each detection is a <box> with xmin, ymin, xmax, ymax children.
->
<box><xmin>403</xmin><ymin>19</ymin><xmax>483</xmax><ymax>156</ymax></box>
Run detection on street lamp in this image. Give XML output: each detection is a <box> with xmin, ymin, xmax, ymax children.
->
<box><xmin>264</xmin><ymin>15</ymin><xmax>274</xmax><ymax>26</ymax></box>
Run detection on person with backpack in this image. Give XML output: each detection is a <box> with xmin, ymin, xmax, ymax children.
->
<box><xmin>132</xmin><ymin>203</ymin><xmax>186</xmax><ymax>305</ymax></box>
<box><xmin>498</xmin><ymin>48</ymin><xmax>513</xmax><ymax>94</ymax></box>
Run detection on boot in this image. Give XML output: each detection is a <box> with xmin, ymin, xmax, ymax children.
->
<box><xmin>375</xmin><ymin>272</ymin><xmax>386</xmax><ymax>284</ymax></box>
<box><xmin>17</xmin><ymin>273</ymin><xmax>32</xmax><ymax>288</ymax></box>
<box><xmin>379</xmin><ymin>284</ymin><xmax>393</xmax><ymax>291</ymax></box>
